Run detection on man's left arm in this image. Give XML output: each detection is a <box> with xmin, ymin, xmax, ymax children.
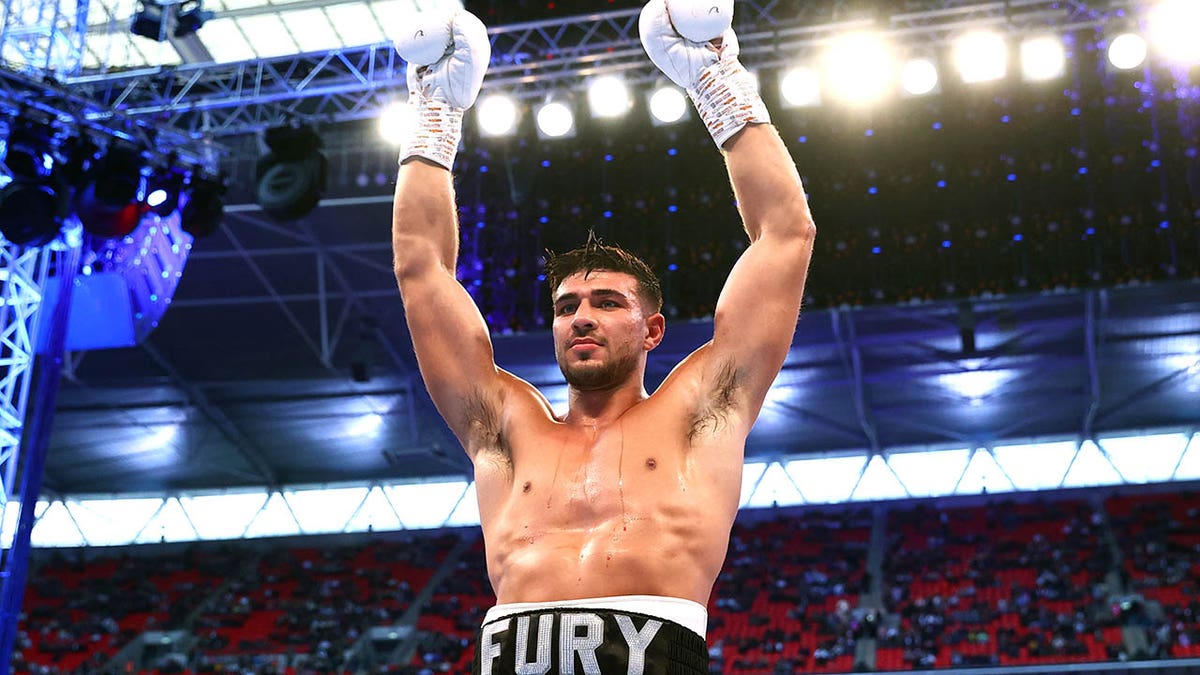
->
<box><xmin>711</xmin><ymin>124</ymin><xmax>815</xmax><ymax>413</ymax></box>
<box><xmin>640</xmin><ymin>0</ymin><xmax>816</xmax><ymax>419</ymax></box>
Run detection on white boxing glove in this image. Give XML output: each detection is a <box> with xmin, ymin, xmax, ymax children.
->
<box><xmin>640</xmin><ymin>0</ymin><xmax>770</xmax><ymax>148</ymax></box>
<box><xmin>397</xmin><ymin>9</ymin><xmax>491</xmax><ymax>169</ymax></box>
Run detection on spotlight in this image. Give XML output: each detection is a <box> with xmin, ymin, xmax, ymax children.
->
<box><xmin>779</xmin><ymin>67</ymin><xmax>821</xmax><ymax>107</ymax></box>
<box><xmin>0</xmin><ymin>123</ymin><xmax>68</xmax><ymax>247</ymax></box>
<box><xmin>1148</xmin><ymin>0</ymin><xmax>1200</xmax><ymax>64</ymax></box>
<box><xmin>477</xmin><ymin>94</ymin><xmax>520</xmax><ymax>137</ymax></box>
<box><xmin>901</xmin><ymin>58</ymin><xmax>940</xmax><ymax>96</ymax></box>
<box><xmin>180</xmin><ymin>173</ymin><xmax>226</xmax><ymax>237</ymax></box>
<box><xmin>954</xmin><ymin>31</ymin><xmax>1008</xmax><ymax>83</ymax></box>
<box><xmin>254</xmin><ymin>125</ymin><xmax>327</xmax><ymax>222</ymax></box>
<box><xmin>825</xmin><ymin>32</ymin><xmax>894</xmax><ymax>105</ymax></box>
<box><xmin>587</xmin><ymin>75</ymin><xmax>632</xmax><ymax>119</ymax></box>
<box><xmin>75</xmin><ymin>144</ymin><xmax>145</xmax><ymax>239</ymax></box>
<box><xmin>379</xmin><ymin>101</ymin><xmax>414</xmax><ymax>146</ymax></box>
<box><xmin>1020</xmin><ymin>35</ymin><xmax>1066</xmax><ymax>81</ymax></box>
<box><xmin>173</xmin><ymin>0</ymin><xmax>212</xmax><ymax>37</ymax></box>
<box><xmin>648</xmin><ymin>85</ymin><xmax>688</xmax><ymax>125</ymax></box>
<box><xmin>535</xmin><ymin>101</ymin><xmax>575</xmax><ymax>139</ymax></box>
<box><xmin>130</xmin><ymin>0</ymin><xmax>167</xmax><ymax>40</ymax></box>
<box><xmin>1107</xmin><ymin>33</ymin><xmax>1147</xmax><ymax>70</ymax></box>
<box><xmin>144</xmin><ymin>170</ymin><xmax>182</xmax><ymax>217</ymax></box>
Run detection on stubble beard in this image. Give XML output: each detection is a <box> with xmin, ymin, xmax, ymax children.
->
<box><xmin>558</xmin><ymin>348</ymin><xmax>639</xmax><ymax>391</ymax></box>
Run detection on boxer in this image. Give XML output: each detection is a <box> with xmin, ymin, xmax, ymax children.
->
<box><xmin>392</xmin><ymin>2</ymin><xmax>816</xmax><ymax>672</ymax></box>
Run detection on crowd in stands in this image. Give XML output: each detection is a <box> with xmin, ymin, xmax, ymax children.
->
<box><xmin>14</xmin><ymin>489</ymin><xmax>1200</xmax><ymax>674</ymax></box>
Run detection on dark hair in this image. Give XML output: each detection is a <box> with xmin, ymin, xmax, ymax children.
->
<box><xmin>544</xmin><ymin>232</ymin><xmax>663</xmax><ymax>313</ymax></box>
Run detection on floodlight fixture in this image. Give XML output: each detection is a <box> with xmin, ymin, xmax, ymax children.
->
<box><xmin>379</xmin><ymin>100</ymin><xmax>415</xmax><ymax>146</ymax></box>
<box><xmin>779</xmin><ymin>66</ymin><xmax>821</xmax><ymax>108</ymax></box>
<box><xmin>1107</xmin><ymin>32</ymin><xmax>1148</xmax><ymax>70</ymax></box>
<box><xmin>536</xmin><ymin>101</ymin><xmax>575</xmax><ymax>139</ymax></box>
<box><xmin>75</xmin><ymin>144</ymin><xmax>146</xmax><ymax>239</ymax></box>
<box><xmin>954</xmin><ymin>31</ymin><xmax>1008</xmax><ymax>83</ymax></box>
<box><xmin>255</xmin><ymin>124</ymin><xmax>327</xmax><ymax>222</ymax></box>
<box><xmin>130</xmin><ymin>0</ymin><xmax>167</xmax><ymax>41</ymax></box>
<box><xmin>174</xmin><ymin>0</ymin><xmax>213</xmax><ymax>37</ymax></box>
<box><xmin>825</xmin><ymin>32</ymin><xmax>895</xmax><ymax>105</ymax></box>
<box><xmin>1148</xmin><ymin>0</ymin><xmax>1200</xmax><ymax>63</ymax></box>
<box><xmin>648</xmin><ymin>85</ymin><xmax>688</xmax><ymax>125</ymax></box>
<box><xmin>0</xmin><ymin>123</ymin><xmax>67</xmax><ymax>247</ymax></box>
<box><xmin>1020</xmin><ymin>35</ymin><xmax>1066</xmax><ymax>81</ymax></box>
<box><xmin>180</xmin><ymin>173</ymin><xmax>226</xmax><ymax>237</ymax></box>
<box><xmin>587</xmin><ymin>75</ymin><xmax>632</xmax><ymax>119</ymax></box>
<box><xmin>477</xmin><ymin>94</ymin><xmax>520</xmax><ymax>137</ymax></box>
<box><xmin>145</xmin><ymin>169</ymin><xmax>183</xmax><ymax>217</ymax></box>
<box><xmin>900</xmin><ymin>58</ymin><xmax>940</xmax><ymax>96</ymax></box>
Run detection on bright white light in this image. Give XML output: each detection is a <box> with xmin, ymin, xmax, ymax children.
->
<box><xmin>940</xmin><ymin>369</ymin><xmax>1012</xmax><ymax>400</ymax></box>
<box><xmin>901</xmin><ymin>58</ymin><xmax>940</xmax><ymax>96</ymax></box>
<box><xmin>536</xmin><ymin>101</ymin><xmax>575</xmax><ymax>138</ymax></box>
<box><xmin>1148</xmin><ymin>0</ymin><xmax>1200</xmax><ymax>63</ymax></box>
<box><xmin>379</xmin><ymin>100</ymin><xmax>415</xmax><ymax>146</ymax></box>
<box><xmin>147</xmin><ymin>189</ymin><xmax>169</xmax><ymax>208</ymax></box>
<box><xmin>347</xmin><ymin>414</ymin><xmax>384</xmax><ymax>438</ymax></box>
<box><xmin>954</xmin><ymin>31</ymin><xmax>1008</xmax><ymax>83</ymax></box>
<box><xmin>779</xmin><ymin>66</ymin><xmax>821</xmax><ymax>107</ymax></box>
<box><xmin>649</xmin><ymin>86</ymin><xmax>688</xmax><ymax>124</ymax></box>
<box><xmin>1020</xmin><ymin>35</ymin><xmax>1066</xmax><ymax>81</ymax></box>
<box><xmin>476</xmin><ymin>94</ymin><xmax>519</xmax><ymax>137</ymax></box>
<box><xmin>826</xmin><ymin>32</ymin><xmax>894</xmax><ymax>104</ymax></box>
<box><xmin>587</xmin><ymin>75</ymin><xmax>632</xmax><ymax>119</ymax></box>
<box><xmin>1107</xmin><ymin>32</ymin><xmax>1148</xmax><ymax>70</ymax></box>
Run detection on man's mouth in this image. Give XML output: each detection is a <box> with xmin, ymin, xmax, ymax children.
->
<box><xmin>570</xmin><ymin>338</ymin><xmax>601</xmax><ymax>348</ymax></box>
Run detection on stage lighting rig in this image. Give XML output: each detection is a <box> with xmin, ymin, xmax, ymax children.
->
<box><xmin>131</xmin><ymin>0</ymin><xmax>212</xmax><ymax>41</ymax></box>
<box><xmin>74</xmin><ymin>143</ymin><xmax>147</xmax><ymax>239</ymax></box>
<box><xmin>0</xmin><ymin>119</ymin><xmax>69</xmax><ymax>247</ymax></box>
<box><xmin>180</xmin><ymin>172</ymin><xmax>226</xmax><ymax>237</ymax></box>
<box><xmin>255</xmin><ymin>124</ymin><xmax>327</xmax><ymax>222</ymax></box>
<box><xmin>145</xmin><ymin>166</ymin><xmax>183</xmax><ymax>217</ymax></box>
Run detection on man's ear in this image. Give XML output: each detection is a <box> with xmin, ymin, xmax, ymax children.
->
<box><xmin>644</xmin><ymin>312</ymin><xmax>666</xmax><ymax>352</ymax></box>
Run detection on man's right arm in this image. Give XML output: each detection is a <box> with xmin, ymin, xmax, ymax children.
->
<box><xmin>393</xmin><ymin>159</ymin><xmax>501</xmax><ymax>449</ymax></box>
<box><xmin>391</xmin><ymin>11</ymin><xmax>500</xmax><ymax>452</ymax></box>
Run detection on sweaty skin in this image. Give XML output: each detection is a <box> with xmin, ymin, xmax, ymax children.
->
<box><xmin>393</xmin><ymin>124</ymin><xmax>815</xmax><ymax>608</ymax></box>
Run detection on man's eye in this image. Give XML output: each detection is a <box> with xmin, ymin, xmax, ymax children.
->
<box><xmin>557</xmin><ymin>304</ymin><xmax>576</xmax><ymax>315</ymax></box>
<box><xmin>602</xmin><ymin>301</ymin><xmax>619</xmax><ymax>308</ymax></box>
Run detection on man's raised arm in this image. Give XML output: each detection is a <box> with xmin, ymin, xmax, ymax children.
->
<box><xmin>641</xmin><ymin>0</ymin><xmax>815</xmax><ymax>418</ymax></box>
<box><xmin>392</xmin><ymin>11</ymin><xmax>501</xmax><ymax>449</ymax></box>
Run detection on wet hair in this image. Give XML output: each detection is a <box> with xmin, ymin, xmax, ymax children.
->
<box><xmin>544</xmin><ymin>232</ymin><xmax>663</xmax><ymax>314</ymax></box>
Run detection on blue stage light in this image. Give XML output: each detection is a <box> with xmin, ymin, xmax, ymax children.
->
<box><xmin>942</xmin><ymin>240</ymin><xmax>952</xmax><ymax>248</ymax></box>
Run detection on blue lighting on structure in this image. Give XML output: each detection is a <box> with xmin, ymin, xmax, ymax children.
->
<box><xmin>798</xmin><ymin>136</ymin><xmax>808</xmax><ymax>143</ymax></box>
<box><xmin>668</xmin><ymin>205</ymin><xmax>678</xmax><ymax>213</ymax></box>
<box><xmin>865</xmin><ymin>129</ymin><xmax>875</xmax><ymax>137</ymax></box>
<box><xmin>539</xmin><ymin>216</ymin><xmax>549</xmax><ymax>224</ymax></box>
<box><xmin>1007</xmin><ymin>174</ymin><xmax>1017</xmax><ymax>182</ymax></box>
<box><xmin>541</xmin><ymin>160</ymin><xmax>551</xmax><ymax>168</ymax></box>
<box><xmin>476</xmin><ymin>221</ymin><xmax>485</xmax><ymax>229</ymax></box>
<box><xmin>1078</xmin><ymin>167</ymin><xmax>1089</xmax><ymax>175</ymax></box>
<box><xmin>668</xmin><ymin>148</ymin><xmax>678</xmax><ymax>156</ymax></box>
<box><xmin>538</xmin><ymin>274</ymin><xmax>547</xmax><ymax>282</ymax></box>
<box><xmin>1086</xmin><ymin>227</ymin><xmax>1096</xmax><ymax>235</ymax></box>
<box><xmin>1001</xmin><ymin>115</ymin><xmax>1011</xmax><ymax>124</ymax></box>
<box><xmin>1013</xmin><ymin>234</ymin><xmax>1024</xmax><ymax>242</ymax></box>
<box><xmin>937</xmin><ymin>180</ymin><xmax>947</xmax><ymax>188</ymax></box>
<box><xmin>604</xmin><ymin>154</ymin><xmax>613</xmax><ymax>162</ymax></box>
<box><xmin>868</xmin><ymin>187</ymin><xmax>878</xmax><ymax>195</ymax></box>
<box><xmin>1151</xmin><ymin>160</ymin><xmax>1162</xmax><ymax>168</ymax></box>
<box><xmin>1071</xmin><ymin>108</ymin><xmax>1081</xmax><ymax>116</ymax></box>
<box><xmin>480</xmin><ymin>165</ymin><xmax>489</xmax><ymax>173</ymax></box>
<box><xmin>603</xmin><ymin>210</ymin><xmax>613</xmax><ymax>219</ymax></box>
<box><xmin>942</xmin><ymin>240</ymin><xmax>952</xmax><ymax>249</ymax></box>
<box><xmin>1160</xmin><ymin>221</ymin><xmax>1170</xmax><ymax>229</ymax></box>
<box><xmin>932</xmin><ymin>122</ymin><xmax>943</xmax><ymax>130</ymax></box>
<box><xmin>668</xmin><ymin>264</ymin><xmax>678</xmax><ymax>271</ymax></box>
<box><xmin>872</xmin><ymin>247</ymin><xmax>882</xmax><ymax>255</ymax></box>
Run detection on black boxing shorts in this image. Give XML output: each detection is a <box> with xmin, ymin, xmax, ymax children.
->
<box><xmin>472</xmin><ymin>595</ymin><xmax>709</xmax><ymax>675</ymax></box>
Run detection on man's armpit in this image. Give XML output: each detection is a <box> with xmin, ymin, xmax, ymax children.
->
<box><xmin>462</xmin><ymin>387</ymin><xmax>512</xmax><ymax>464</ymax></box>
<box><xmin>686</xmin><ymin>358</ymin><xmax>746</xmax><ymax>444</ymax></box>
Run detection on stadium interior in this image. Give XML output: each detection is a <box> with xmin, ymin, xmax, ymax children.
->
<box><xmin>0</xmin><ymin>0</ymin><xmax>1197</xmax><ymax>673</ymax></box>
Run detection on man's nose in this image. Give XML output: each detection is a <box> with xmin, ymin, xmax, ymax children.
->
<box><xmin>571</xmin><ymin>305</ymin><xmax>597</xmax><ymax>332</ymax></box>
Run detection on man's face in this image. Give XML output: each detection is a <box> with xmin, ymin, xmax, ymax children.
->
<box><xmin>551</xmin><ymin>270</ymin><xmax>660</xmax><ymax>391</ymax></box>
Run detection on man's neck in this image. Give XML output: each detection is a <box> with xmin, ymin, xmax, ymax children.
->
<box><xmin>564</xmin><ymin>379</ymin><xmax>649</xmax><ymax>428</ymax></box>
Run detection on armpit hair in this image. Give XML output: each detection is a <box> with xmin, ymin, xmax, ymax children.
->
<box><xmin>687</xmin><ymin>358</ymin><xmax>744</xmax><ymax>444</ymax></box>
<box><xmin>462</xmin><ymin>388</ymin><xmax>512</xmax><ymax>470</ymax></box>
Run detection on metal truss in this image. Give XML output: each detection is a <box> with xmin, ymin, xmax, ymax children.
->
<box><xmin>0</xmin><ymin>0</ymin><xmax>89</xmax><ymax>76</ymax></box>
<box><xmin>0</xmin><ymin>243</ymin><xmax>53</xmax><ymax>506</ymax></box>
<box><xmin>0</xmin><ymin>66</ymin><xmax>223</xmax><ymax>170</ymax></box>
<box><xmin>62</xmin><ymin>0</ymin><xmax>1136</xmax><ymax>140</ymax></box>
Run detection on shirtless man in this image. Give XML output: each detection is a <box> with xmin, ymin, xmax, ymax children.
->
<box><xmin>392</xmin><ymin>2</ymin><xmax>815</xmax><ymax>672</ymax></box>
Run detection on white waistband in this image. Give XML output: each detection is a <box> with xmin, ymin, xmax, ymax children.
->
<box><xmin>483</xmin><ymin>595</ymin><xmax>708</xmax><ymax>639</ymax></box>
